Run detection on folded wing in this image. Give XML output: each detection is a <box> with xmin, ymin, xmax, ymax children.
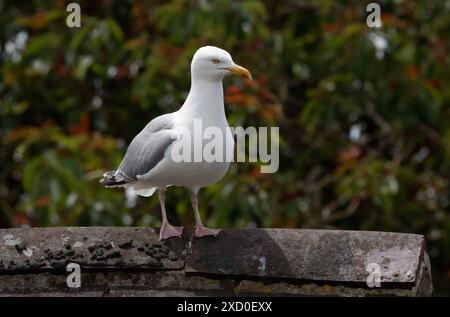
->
<box><xmin>100</xmin><ymin>113</ymin><xmax>175</xmax><ymax>187</ymax></box>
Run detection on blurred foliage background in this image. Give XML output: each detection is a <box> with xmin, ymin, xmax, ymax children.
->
<box><xmin>1</xmin><ymin>0</ymin><xmax>449</xmax><ymax>294</ymax></box>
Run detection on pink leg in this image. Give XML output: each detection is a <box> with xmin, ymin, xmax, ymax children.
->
<box><xmin>158</xmin><ymin>188</ymin><xmax>183</xmax><ymax>240</ymax></box>
<box><xmin>191</xmin><ymin>191</ymin><xmax>220</xmax><ymax>238</ymax></box>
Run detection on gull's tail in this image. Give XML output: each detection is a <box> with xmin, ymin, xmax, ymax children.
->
<box><xmin>100</xmin><ymin>170</ymin><xmax>157</xmax><ymax>197</ymax></box>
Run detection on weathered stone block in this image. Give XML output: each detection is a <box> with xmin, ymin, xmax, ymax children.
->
<box><xmin>0</xmin><ymin>227</ymin><xmax>433</xmax><ymax>296</ymax></box>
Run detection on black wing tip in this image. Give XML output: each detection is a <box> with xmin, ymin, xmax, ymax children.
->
<box><xmin>99</xmin><ymin>170</ymin><xmax>128</xmax><ymax>186</ymax></box>
<box><xmin>101</xmin><ymin>179</ymin><xmax>127</xmax><ymax>186</ymax></box>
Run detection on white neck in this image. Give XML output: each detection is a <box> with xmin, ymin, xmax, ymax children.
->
<box><xmin>179</xmin><ymin>76</ymin><xmax>226</xmax><ymax>120</ymax></box>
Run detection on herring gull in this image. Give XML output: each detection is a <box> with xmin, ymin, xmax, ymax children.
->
<box><xmin>100</xmin><ymin>46</ymin><xmax>252</xmax><ymax>240</ymax></box>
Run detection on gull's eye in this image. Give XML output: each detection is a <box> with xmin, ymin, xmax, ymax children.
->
<box><xmin>211</xmin><ymin>58</ymin><xmax>220</xmax><ymax>64</ymax></box>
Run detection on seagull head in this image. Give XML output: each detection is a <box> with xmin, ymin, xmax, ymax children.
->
<box><xmin>191</xmin><ymin>46</ymin><xmax>252</xmax><ymax>82</ymax></box>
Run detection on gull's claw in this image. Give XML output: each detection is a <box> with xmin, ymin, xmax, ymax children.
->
<box><xmin>159</xmin><ymin>223</ymin><xmax>184</xmax><ymax>240</ymax></box>
<box><xmin>195</xmin><ymin>226</ymin><xmax>221</xmax><ymax>238</ymax></box>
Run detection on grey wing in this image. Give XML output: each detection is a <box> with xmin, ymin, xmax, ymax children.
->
<box><xmin>118</xmin><ymin>130</ymin><xmax>174</xmax><ymax>179</ymax></box>
<box><xmin>99</xmin><ymin>112</ymin><xmax>177</xmax><ymax>187</ymax></box>
<box><xmin>115</xmin><ymin>113</ymin><xmax>176</xmax><ymax>182</ymax></box>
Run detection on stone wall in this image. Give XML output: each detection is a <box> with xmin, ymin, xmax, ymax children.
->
<box><xmin>0</xmin><ymin>227</ymin><xmax>433</xmax><ymax>296</ymax></box>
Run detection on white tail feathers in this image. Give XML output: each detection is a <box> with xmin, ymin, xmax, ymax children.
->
<box><xmin>126</xmin><ymin>187</ymin><xmax>157</xmax><ymax>197</ymax></box>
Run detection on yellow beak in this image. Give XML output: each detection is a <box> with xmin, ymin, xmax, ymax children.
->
<box><xmin>227</xmin><ymin>64</ymin><xmax>252</xmax><ymax>80</ymax></box>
